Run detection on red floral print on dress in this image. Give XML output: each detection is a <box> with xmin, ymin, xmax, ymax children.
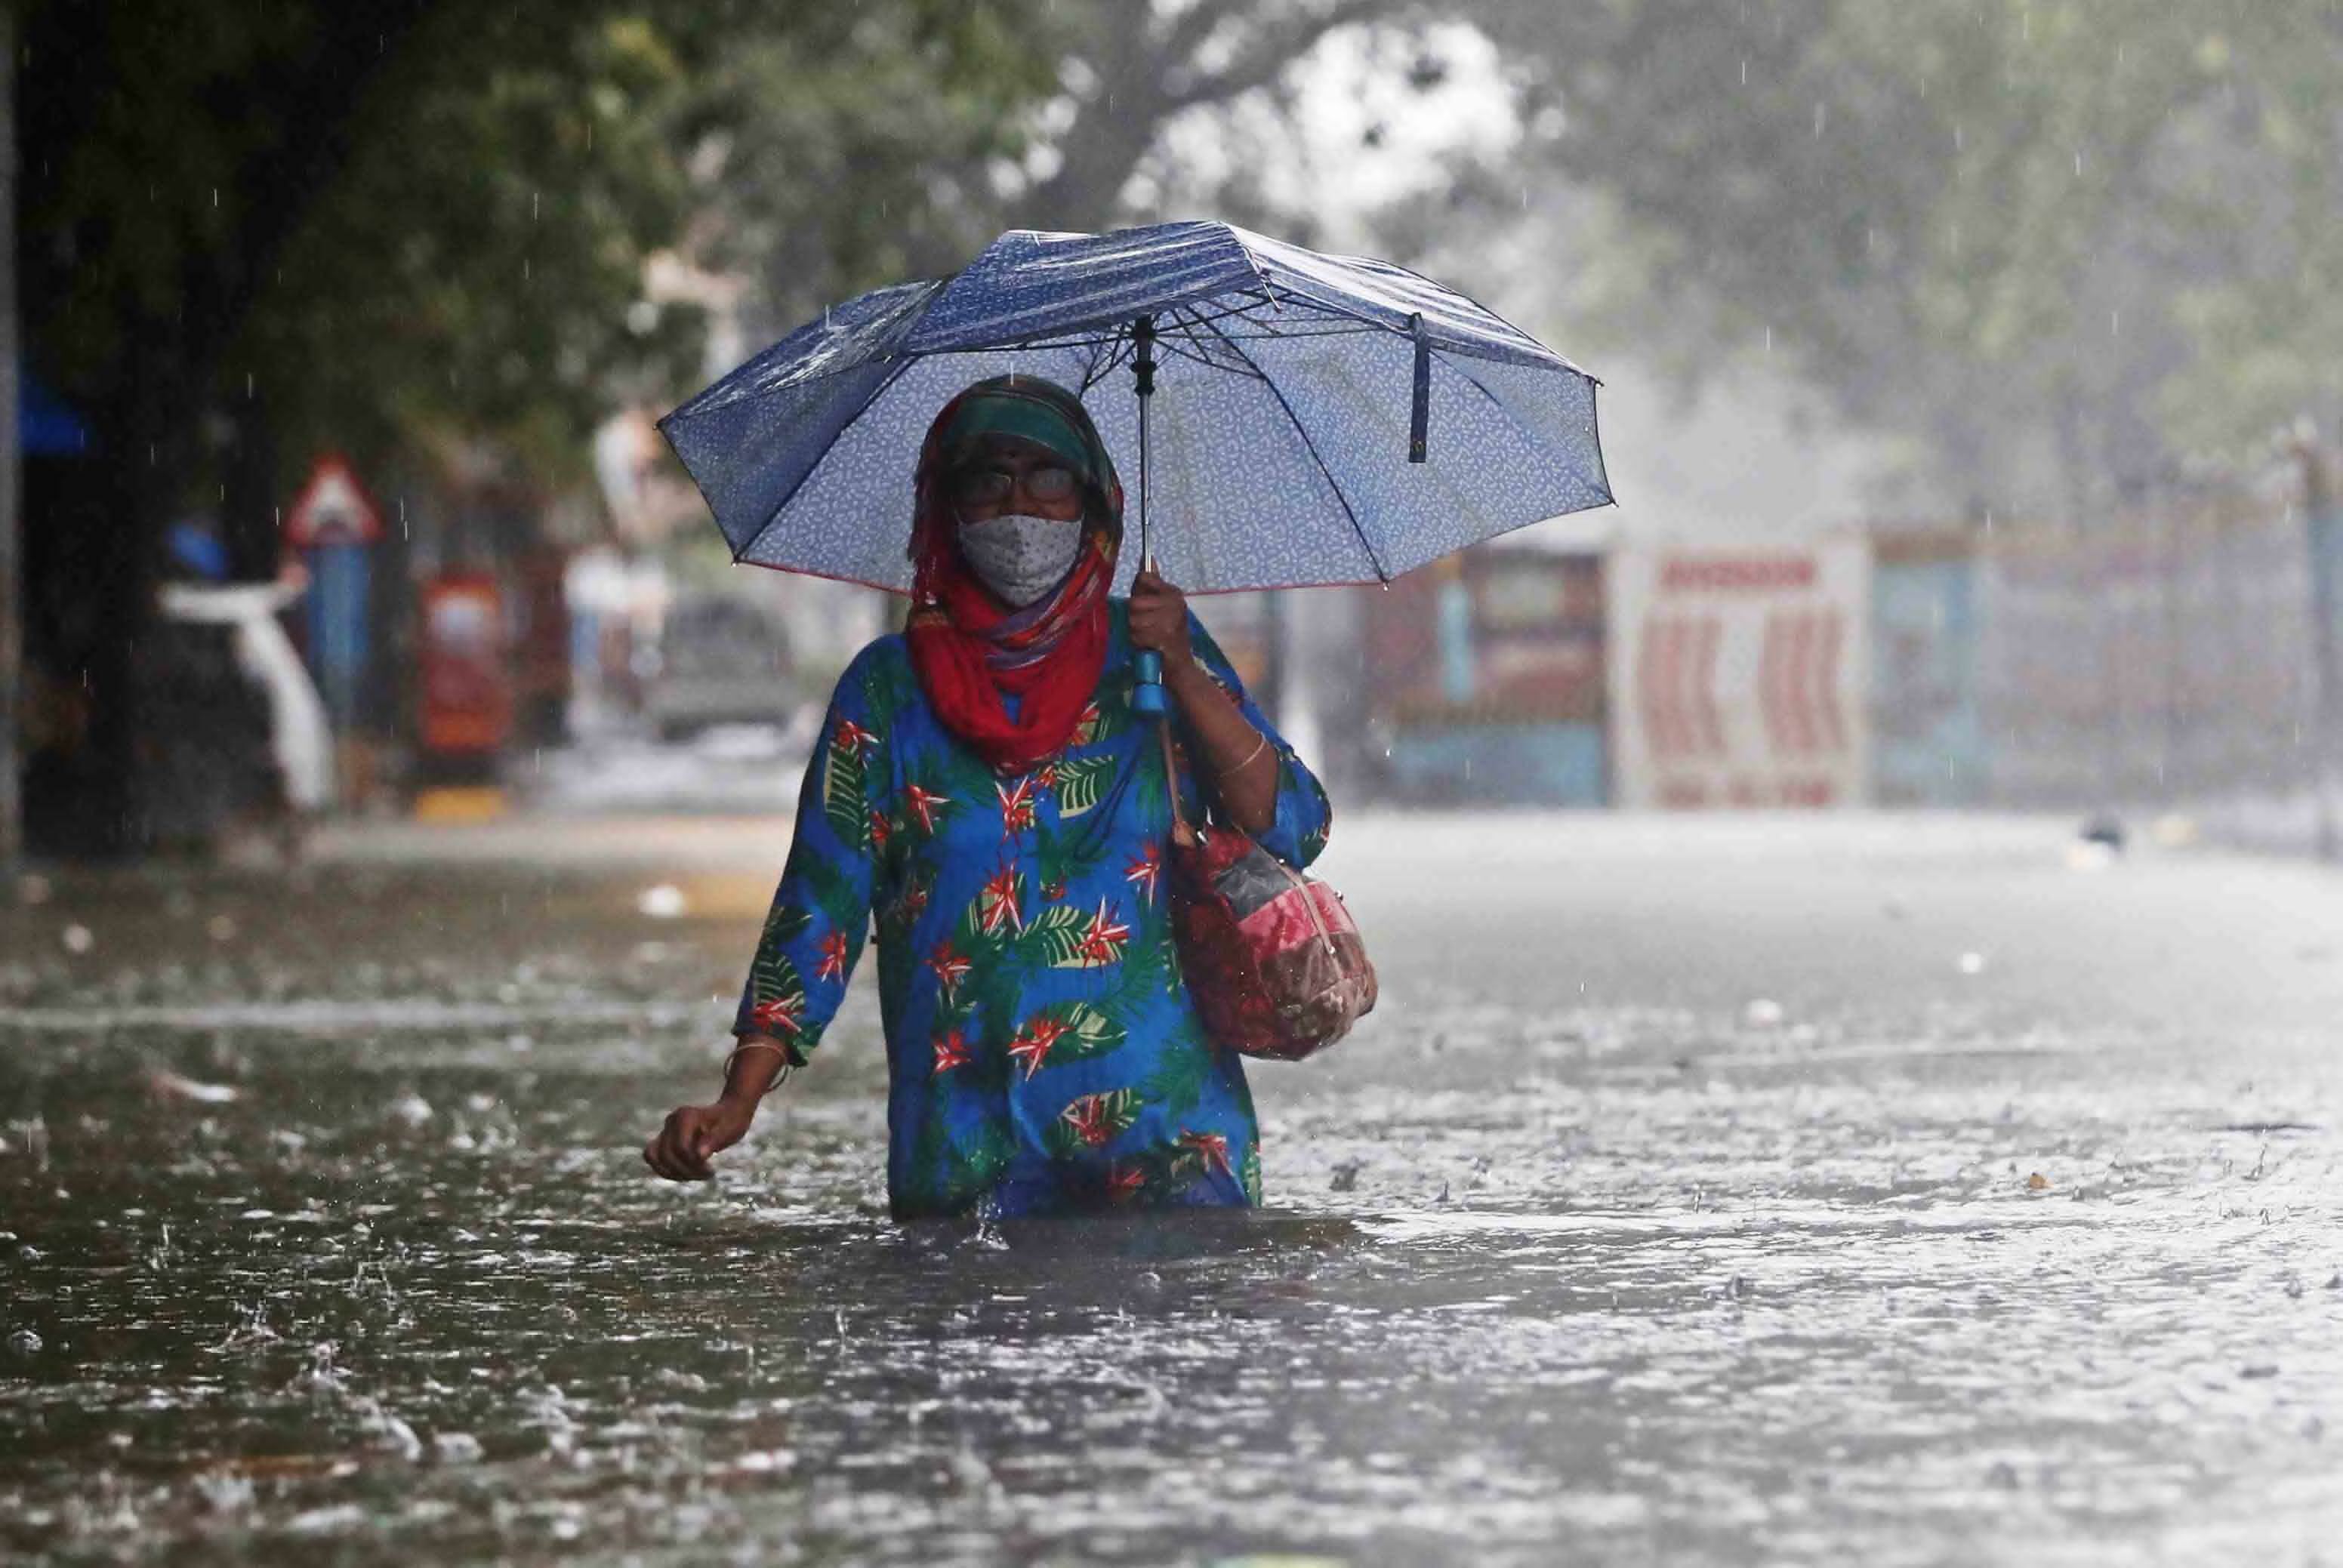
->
<box><xmin>904</xmin><ymin>784</ymin><xmax>948</xmax><ymax>835</ymax></box>
<box><xmin>1179</xmin><ymin>1129</ymin><xmax>1232</xmax><ymax>1177</ymax></box>
<box><xmin>814</xmin><ymin>929</ymin><xmax>850</xmax><ymax>984</ymax></box>
<box><xmin>1075</xmin><ymin>898</ymin><xmax>1131</xmax><ymax>966</ymax></box>
<box><xmin>750</xmin><ymin>993</ymin><xmax>803</xmax><ymax>1037</ymax></box>
<box><xmin>926</xmin><ymin>939</ymin><xmax>971</xmax><ymax>999</ymax></box>
<box><xmin>977</xmin><ymin>865</ymin><xmax>1025</xmax><ymax>935</ymax></box>
<box><xmin>1059</xmin><ymin>1089</ymin><xmax>1137</xmax><ymax>1148</ymax></box>
<box><xmin>1123</xmin><ymin>842</ymin><xmax>1161</xmax><ymax>904</ymax></box>
<box><xmin>996</xmin><ymin>775</ymin><xmax>1037</xmax><ymax>840</ymax></box>
<box><xmin>1007</xmin><ymin>1012</ymin><xmax>1072</xmax><ymax>1080</ymax></box>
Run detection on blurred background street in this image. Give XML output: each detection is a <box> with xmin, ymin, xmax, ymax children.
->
<box><xmin>8</xmin><ymin>2</ymin><xmax>2341</xmax><ymax>862</ymax></box>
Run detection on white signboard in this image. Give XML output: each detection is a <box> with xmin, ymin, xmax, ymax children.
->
<box><xmin>1607</xmin><ymin>539</ymin><xmax>1871</xmax><ymax>808</ymax></box>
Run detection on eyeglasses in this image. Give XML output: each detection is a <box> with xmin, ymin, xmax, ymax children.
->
<box><xmin>950</xmin><ymin>463</ymin><xmax>1077</xmax><ymax>508</ymax></box>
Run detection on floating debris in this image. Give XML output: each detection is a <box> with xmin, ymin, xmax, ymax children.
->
<box><xmin>146</xmin><ymin>1068</ymin><xmax>242</xmax><ymax>1105</ymax></box>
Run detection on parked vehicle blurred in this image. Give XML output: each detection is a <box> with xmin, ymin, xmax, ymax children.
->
<box><xmin>646</xmin><ymin>593</ymin><xmax>797</xmax><ymax>741</ymax></box>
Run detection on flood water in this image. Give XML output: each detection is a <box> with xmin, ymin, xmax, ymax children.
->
<box><xmin>5</xmin><ymin>814</ymin><xmax>2342</xmax><ymax>1564</ymax></box>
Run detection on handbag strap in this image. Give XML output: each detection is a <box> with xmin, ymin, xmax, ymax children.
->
<box><xmin>1158</xmin><ymin>716</ymin><xmax>1199</xmax><ymax>850</ymax></box>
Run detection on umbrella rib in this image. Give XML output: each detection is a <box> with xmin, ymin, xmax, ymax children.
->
<box><xmin>1204</xmin><ymin>323</ymin><xmax>1385</xmax><ymax>343</ymax></box>
<box><xmin>1191</xmin><ymin>310</ymin><xmax>1392</xmax><ymax>585</ymax></box>
<box><xmin>1220</xmin><ymin>278</ymin><xmax>1569</xmax><ymax>373</ymax></box>
<box><xmin>1077</xmin><ymin>336</ymin><xmax>1125</xmax><ymax>396</ymax></box>
<box><xmin>1164</xmin><ymin>303</ymin><xmax>1270</xmax><ymax>377</ymax></box>
<box><xmin>1159</xmin><ymin>289</ymin><xmax>1278</xmax><ymax>333</ymax></box>
<box><xmin>1438</xmin><ymin>355</ymin><xmax>1616</xmax><ymax>516</ymax></box>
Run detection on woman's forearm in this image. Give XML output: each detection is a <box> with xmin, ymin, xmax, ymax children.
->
<box><xmin>1164</xmin><ymin>655</ymin><xmax>1277</xmax><ymax>835</ymax></box>
<box><xmin>723</xmin><ymin>1036</ymin><xmax>795</xmax><ymax>1104</ymax></box>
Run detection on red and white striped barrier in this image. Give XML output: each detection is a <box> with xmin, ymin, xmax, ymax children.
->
<box><xmin>1608</xmin><ymin>541</ymin><xmax>1870</xmax><ymax>808</ymax></box>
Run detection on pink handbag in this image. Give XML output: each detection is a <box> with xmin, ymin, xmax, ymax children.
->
<box><xmin>1159</xmin><ymin>722</ymin><xmax>1376</xmax><ymax>1061</ymax></box>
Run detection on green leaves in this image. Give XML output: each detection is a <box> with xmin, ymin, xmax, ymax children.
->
<box><xmin>1014</xmin><ymin>898</ymin><xmax>1131</xmax><ymax>971</ymax></box>
<box><xmin>799</xmin><ymin>852</ymin><xmax>868</xmax><ymax>941</ymax></box>
<box><xmin>823</xmin><ymin>727</ymin><xmax>871</xmax><ymax>854</ymax></box>
<box><xmin>860</xmin><ymin>653</ymin><xmax>923</xmax><ymax>735</ymax></box>
<box><xmin>1018</xmin><ymin>905</ymin><xmax>1093</xmax><ymax>969</ymax></box>
<box><xmin>744</xmin><ymin>947</ymin><xmax>808</xmax><ymax>1045</ymax></box>
<box><xmin>759</xmin><ymin>901</ymin><xmax>812</xmax><ymax>950</ymax></box>
<box><xmin>1034</xmin><ymin>817</ymin><xmax>1111</xmax><ymax>900</ymax></box>
<box><xmin>1141</xmin><ymin>1040</ymin><xmax>1210</xmax><ymax>1117</ymax></box>
<box><xmin>1006</xmin><ymin>1000</ymin><xmax>1127</xmax><ymax>1079</ymax></box>
<box><xmin>1044</xmin><ymin>1089</ymin><xmax>1141</xmax><ymax>1160</ymax></box>
<box><xmin>1050</xmin><ymin>754</ymin><xmax>1118</xmax><ymax>819</ymax></box>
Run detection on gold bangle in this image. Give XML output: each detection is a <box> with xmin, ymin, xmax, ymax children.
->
<box><xmin>725</xmin><ymin>1038</ymin><xmax>795</xmax><ymax>1095</ymax></box>
<box><xmin>1219</xmin><ymin>732</ymin><xmax>1270</xmax><ymax>775</ymax></box>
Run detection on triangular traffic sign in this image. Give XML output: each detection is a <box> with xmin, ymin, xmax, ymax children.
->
<box><xmin>285</xmin><ymin>454</ymin><xmax>383</xmax><ymax>547</ymax></box>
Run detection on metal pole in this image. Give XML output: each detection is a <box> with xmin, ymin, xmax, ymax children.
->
<box><xmin>2301</xmin><ymin>436</ymin><xmax>2341</xmax><ymax>863</ymax></box>
<box><xmin>1128</xmin><ymin>316</ymin><xmax>1167</xmax><ymax>719</ymax></box>
<box><xmin>0</xmin><ymin>8</ymin><xmax>21</xmax><ymax>870</ymax></box>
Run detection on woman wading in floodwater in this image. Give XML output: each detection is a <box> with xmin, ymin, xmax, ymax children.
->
<box><xmin>643</xmin><ymin>376</ymin><xmax>1331</xmax><ymax>1216</ymax></box>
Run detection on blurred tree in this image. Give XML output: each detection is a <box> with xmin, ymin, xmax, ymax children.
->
<box><xmin>677</xmin><ymin>0</ymin><xmax>1428</xmax><ymax>339</ymax></box>
<box><xmin>1447</xmin><ymin>0</ymin><xmax>2343</xmax><ymax>510</ymax></box>
<box><xmin>1016</xmin><ymin>0</ymin><xmax>1419</xmax><ymax>233</ymax></box>
<box><xmin>12</xmin><ymin>0</ymin><xmax>1051</xmax><ymax>851</ymax></box>
<box><xmin>674</xmin><ymin>2</ymin><xmax>1054</xmax><ymax>341</ymax></box>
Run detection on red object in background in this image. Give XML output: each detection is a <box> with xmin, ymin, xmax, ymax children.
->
<box><xmin>418</xmin><ymin>573</ymin><xmax>511</xmax><ymax>756</ymax></box>
<box><xmin>511</xmin><ymin>547</ymin><xmax>573</xmax><ymax>744</ymax></box>
<box><xmin>1364</xmin><ymin>552</ymin><xmax>1607</xmax><ymax>724</ymax></box>
<box><xmin>283</xmin><ymin>454</ymin><xmax>384</xmax><ymax>549</ymax></box>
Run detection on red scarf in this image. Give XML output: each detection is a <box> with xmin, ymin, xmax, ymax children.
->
<box><xmin>904</xmin><ymin>382</ymin><xmax>1123</xmax><ymax>775</ymax></box>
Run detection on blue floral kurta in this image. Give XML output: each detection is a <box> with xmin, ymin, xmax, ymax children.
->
<box><xmin>735</xmin><ymin>601</ymin><xmax>1332</xmax><ymax>1219</ymax></box>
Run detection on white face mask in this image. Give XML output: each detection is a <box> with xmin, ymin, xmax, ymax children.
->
<box><xmin>958</xmin><ymin>513</ymin><xmax>1083</xmax><ymax>608</ymax></box>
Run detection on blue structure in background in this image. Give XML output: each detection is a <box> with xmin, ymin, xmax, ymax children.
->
<box><xmin>20</xmin><ymin>365</ymin><xmax>92</xmax><ymax>456</ymax></box>
<box><xmin>1386</xmin><ymin>722</ymin><xmax>1608</xmax><ymax>806</ymax></box>
<box><xmin>305</xmin><ymin>544</ymin><xmax>372</xmax><ymax>731</ymax></box>
<box><xmin>1871</xmin><ymin>539</ymin><xmax>1987</xmax><ymax>806</ymax></box>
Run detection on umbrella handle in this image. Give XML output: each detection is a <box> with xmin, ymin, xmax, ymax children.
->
<box><xmin>1132</xmin><ymin>649</ymin><xmax>1167</xmax><ymax>715</ymax></box>
<box><xmin>1131</xmin><ymin>547</ymin><xmax>1167</xmax><ymax>715</ymax></box>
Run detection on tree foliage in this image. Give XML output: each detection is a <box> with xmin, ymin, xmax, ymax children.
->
<box><xmin>1457</xmin><ymin>0</ymin><xmax>2343</xmax><ymax>507</ymax></box>
<box><xmin>20</xmin><ymin>0</ymin><xmax>1059</xmax><ymax>518</ymax></box>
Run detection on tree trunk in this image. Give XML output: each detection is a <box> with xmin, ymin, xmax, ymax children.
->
<box><xmin>1</xmin><ymin>5</ymin><xmax>19</xmax><ymax>867</ymax></box>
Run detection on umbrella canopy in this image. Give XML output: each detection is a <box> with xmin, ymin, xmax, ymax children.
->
<box><xmin>660</xmin><ymin>220</ymin><xmax>1611</xmax><ymax>595</ymax></box>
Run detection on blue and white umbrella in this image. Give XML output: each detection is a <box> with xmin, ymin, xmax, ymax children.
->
<box><xmin>659</xmin><ymin>220</ymin><xmax>1611</xmax><ymax>594</ymax></box>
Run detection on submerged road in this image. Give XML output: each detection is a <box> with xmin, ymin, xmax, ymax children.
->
<box><xmin>3</xmin><ymin>811</ymin><xmax>2341</xmax><ymax>1565</ymax></box>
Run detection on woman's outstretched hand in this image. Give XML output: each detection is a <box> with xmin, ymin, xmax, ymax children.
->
<box><xmin>643</xmin><ymin>1096</ymin><xmax>755</xmax><ymax>1181</ymax></box>
<box><xmin>1127</xmin><ymin>568</ymin><xmax>1194</xmax><ymax>671</ymax></box>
